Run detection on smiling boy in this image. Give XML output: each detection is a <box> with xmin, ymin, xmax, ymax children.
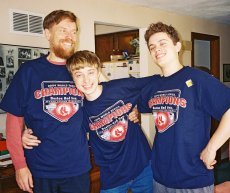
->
<box><xmin>65</xmin><ymin>50</ymin><xmax>154</xmax><ymax>193</ymax></box>
<box><xmin>140</xmin><ymin>22</ymin><xmax>230</xmax><ymax>193</ymax></box>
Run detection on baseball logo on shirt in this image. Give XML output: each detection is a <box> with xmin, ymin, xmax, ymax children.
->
<box><xmin>89</xmin><ymin>100</ymin><xmax>131</xmax><ymax>142</ymax></box>
<box><xmin>153</xmin><ymin>111</ymin><xmax>174</xmax><ymax>132</ymax></box>
<box><xmin>148</xmin><ymin>89</ymin><xmax>187</xmax><ymax>132</ymax></box>
<box><xmin>47</xmin><ymin>101</ymin><xmax>78</xmax><ymax>122</ymax></box>
<box><xmin>34</xmin><ymin>81</ymin><xmax>83</xmax><ymax>122</ymax></box>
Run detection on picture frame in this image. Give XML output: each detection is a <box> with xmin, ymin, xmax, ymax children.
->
<box><xmin>0</xmin><ymin>44</ymin><xmax>49</xmax><ymax>113</ymax></box>
<box><xmin>223</xmin><ymin>64</ymin><xmax>230</xmax><ymax>82</ymax></box>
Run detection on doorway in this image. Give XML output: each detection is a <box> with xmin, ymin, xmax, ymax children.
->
<box><xmin>191</xmin><ymin>32</ymin><xmax>220</xmax><ymax>78</ymax></box>
<box><xmin>191</xmin><ymin>32</ymin><xmax>221</xmax><ymax>162</ymax></box>
<box><xmin>94</xmin><ymin>22</ymin><xmax>139</xmax><ymax>63</ymax></box>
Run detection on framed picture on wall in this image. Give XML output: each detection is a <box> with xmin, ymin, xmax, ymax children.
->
<box><xmin>0</xmin><ymin>44</ymin><xmax>49</xmax><ymax>113</ymax></box>
<box><xmin>223</xmin><ymin>64</ymin><xmax>230</xmax><ymax>82</ymax></box>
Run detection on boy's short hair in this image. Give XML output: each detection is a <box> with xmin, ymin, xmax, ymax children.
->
<box><xmin>144</xmin><ymin>22</ymin><xmax>180</xmax><ymax>46</ymax></box>
<box><xmin>43</xmin><ymin>10</ymin><xmax>77</xmax><ymax>30</ymax></box>
<box><xmin>66</xmin><ymin>50</ymin><xmax>102</xmax><ymax>74</ymax></box>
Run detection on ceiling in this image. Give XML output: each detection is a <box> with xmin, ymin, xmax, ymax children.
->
<box><xmin>116</xmin><ymin>0</ymin><xmax>230</xmax><ymax>25</ymax></box>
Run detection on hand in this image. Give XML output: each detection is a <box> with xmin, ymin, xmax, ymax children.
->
<box><xmin>16</xmin><ymin>167</ymin><xmax>34</xmax><ymax>193</ymax></box>
<box><xmin>128</xmin><ymin>107</ymin><xmax>140</xmax><ymax>123</ymax></box>
<box><xmin>200</xmin><ymin>146</ymin><xmax>217</xmax><ymax>170</ymax></box>
<box><xmin>22</xmin><ymin>129</ymin><xmax>41</xmax><ymax>149</ymax></box>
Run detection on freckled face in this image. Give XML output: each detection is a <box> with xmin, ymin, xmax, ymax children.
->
<box><xmin>72</xmin><ymin>66</ymin><xmax>101</xmax><ymax>100</ymax></box>
<box><xmin>46</xmin><ymin>19</ymin><xmax>77</xmax><ymax>59</ymax></box>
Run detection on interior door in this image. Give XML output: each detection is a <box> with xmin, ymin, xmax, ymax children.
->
<box><xmin>191</xmin><ymin>32</ymin><xmax>220</xmax><ymax>78</ymax></box>
<box><xmin>191</xmin><ymin>32</ymin><xmax>221</xmax><ymax>162</ymax></box>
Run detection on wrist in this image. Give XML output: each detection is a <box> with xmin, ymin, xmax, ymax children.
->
<box><xmin>14</xmin><ymin>161</ymin><xmax>28</xmax><ymax>170</ymax></box>
<box><xmin>206</xmin><ymin>142</ymin><xmax>218</xmax><ymax>153</ymax></box>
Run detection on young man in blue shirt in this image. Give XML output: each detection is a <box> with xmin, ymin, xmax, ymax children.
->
<box><xmin>140</xmin><ymin>21</ymin><xmax>230</xmax><ymax>193</ymax></box>
<box><xmin>67</xmin><ymin>50</ymin><xmax>154</xmax><ymax>192</ymax></box>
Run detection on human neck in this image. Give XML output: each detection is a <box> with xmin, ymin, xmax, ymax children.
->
<box><xmin>85</xmin><ymin>85</ymin><xmax>103</xmax><ymax>101</ymax></box>
<box><xmin>161</xmin><ymin>62</ymin><xmax>183</xmax><ymax>77</ymax></box>
<box><xmin>47</xmin><ymin>53</ymin><xmax>66</xmax><ymax>63</ymax></box>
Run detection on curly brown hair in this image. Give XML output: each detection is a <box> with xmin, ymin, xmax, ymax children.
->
<box><xmin>43</xmin><ymin>10</ymin><xmax>77</xmax><ymax>30</ymax></box>
<box><xmin>144</xmin><ymin>22</ymin><xmax>180</xmax><ymax>46</ymax></box>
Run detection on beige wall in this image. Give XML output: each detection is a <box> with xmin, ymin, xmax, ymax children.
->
<box><xmin>1</xmin><ymin>0</ymin><xmax>230</xmax><ymax>145</ymax></box>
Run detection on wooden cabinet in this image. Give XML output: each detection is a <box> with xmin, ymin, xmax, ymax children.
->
<box><xmin>95</xmin><ymin>30</ymin><xmax>139</xmax><ymax>62</ymax></box>
<box><xmin>0</xmin><ymin>149</ymin><xmax>100</xmax><ymax>193</ymax></box>
<box><xmin>115</xmin><ymin>30</ymin><xmax>138</xmax><ymax>55</ymax></box>
<box><xmin>95</xmin><ymin>33</ymin><xmax>114</xmax><ymax>62</ymax></box>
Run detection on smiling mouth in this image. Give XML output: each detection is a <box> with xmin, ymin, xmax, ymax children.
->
<box><xmin>61</xmin><ymin>40</ymin><xmax>73</xmax><ymax>48</ymax></box>
<box><xmin>64</xmin><ymin>42</ymin><xmax>72</xmax><ymax>46</ymax></box>
<box><xmin>156</xmin><ymin>52</ymin><xmax>166</xmax><ymax>59</ymax></box>
<box><xmin>63</xmin><ymin>42</ymin><xmax>72</xmax><ymax>48</ymax></box>
<box><xmin>83</xmin><ymin>85</ymin><xmax>93</xmax><ymax>90</ymax></box>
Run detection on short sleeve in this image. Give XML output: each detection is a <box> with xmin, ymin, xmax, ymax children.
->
<box><xmin>0</xmin><ymin>64</ymin><xmax>28</xmax><ymax>116</ymax></box>
<box><xmin>198</xmin><ymin>73</ymin><xmax>230</xmax><ymax>120</ymax></box>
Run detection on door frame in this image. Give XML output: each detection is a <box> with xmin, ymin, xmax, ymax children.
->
<box><xmin>191</xmin><ymin>32</ymin><xmax>221</xmax><ymax>162</ymax></box>
<box><xmin>191</xmin><ymin>32</ymin><xmax>220</xmax><ymax>79</ymax></box>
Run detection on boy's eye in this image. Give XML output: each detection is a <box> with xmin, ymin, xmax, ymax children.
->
<box><xmin>149</xmin><ymin>46</ymin><xmax>156</xmax><ymax>52</ymax></box>
<box><xmin>75</xmin><ymin>73</ymin><xmax>82</xmax><ymax>77</ymax></box>
<box><xmin>71</xmin><ymin>31</ymin><xmax>77</xmax><ymax>35</ymax></box>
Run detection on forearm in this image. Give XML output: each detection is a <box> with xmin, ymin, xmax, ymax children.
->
<box><xmin>207</xmin><ymin>108</ymin><xmax>230</xmax><ymax>152</ymax></box>
<box><xmin>6</xmin><ymin>113</ymin><xmax>27</xmax><ymax>170</ymax></box>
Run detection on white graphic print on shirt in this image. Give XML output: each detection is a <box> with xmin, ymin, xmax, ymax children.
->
<box><xmin>34</xmin><ymin>81</ymin><xmax>83</xmax><ymax>122</ymax></box>
<box><xmin>89</xmin><ymin>100</ymin><xmax>132</xmax><ymax>142</ymax></box>
<box><xmin>148</xmin><ymin>89</ymin><xmax>187</xmax><ymax>132</ymax></box>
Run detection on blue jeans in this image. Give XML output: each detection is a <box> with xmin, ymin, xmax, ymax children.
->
<box><xmin>101</xmin><ymin>163</ymin><xmax>153</xmax><ymax>193</ymax></box>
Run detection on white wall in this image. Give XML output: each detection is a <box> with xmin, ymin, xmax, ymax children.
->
<box><xmin>1</xmin><ymin>0</ymin><xmax>230</xmax><ymax>144</ymax></box>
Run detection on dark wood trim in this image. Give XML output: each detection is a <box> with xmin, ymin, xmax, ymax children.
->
<box><xmin>191</xmin><ymin>32</ymin><xmax>222</xmax><ymax>163</ymax></box>
<box><xmin>191</xmin><ymin>32</ymin><xmax>220</xmax><ymax>79</ymax></box>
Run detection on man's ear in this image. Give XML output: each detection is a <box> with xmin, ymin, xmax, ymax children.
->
<box><xmin>44</xmin><ymin>29</ymin><xmax>51</xmax><ymax>41</ymax></box>
<box><xmin>176</xmin><ymin>42</ymin><xmax>182</xmax><ymax>52</ymax></box>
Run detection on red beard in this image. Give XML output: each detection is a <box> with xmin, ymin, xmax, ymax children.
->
<box><xmin>52</xmin><ymin>39</ymin><xmax>75</xmax><ymax>59</ymax></box>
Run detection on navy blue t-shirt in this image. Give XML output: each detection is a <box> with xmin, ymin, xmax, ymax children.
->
<box><xmin>139</xmin><ymin>66</ymin><xmax>230</xmax><ymax>188</ymax></box>
<box><xmin>0</xmin><ymin>56</ymin><xmax>91</xmax><ymax>178</ymax></box>
<box><xmin>83</xmin><ymin>77</ymin><xmax>153</xmax><ymax>189</ymax></box>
